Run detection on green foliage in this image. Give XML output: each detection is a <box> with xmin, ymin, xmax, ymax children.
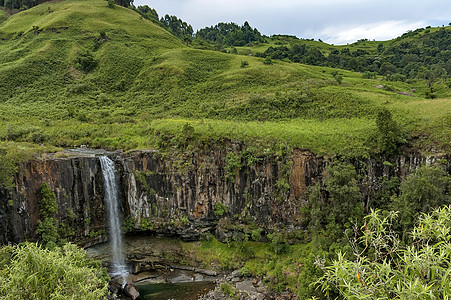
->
<box><xmin>36</xmin><ymin>183</ymin><xmax>60</xmax><ymax>249</ymax></box>
<box><xmin>267</xmin><ymin>232</ymin><xmax>289</xmax><ymax>255</ymax></box>
<box><xmin>214</xmin><ymin>202</ymin><xmax>228</xmax><ymax>217</ymax></box>
<box><xmin>0</xmin><ymin>150</ymin><xmax>16</xmax><ymax>189</ymax></box>
<box><xmin>220</xmin><ymin>283</ymin><xmax>237</xmax><ymax>297</ymax></box>
<box><xmin>240</xmin><ymin>60</ymin><xmax>249</xmax><ymax>68</ymax></box>
<box><xmin>225</xmin><ymin>151</ymin><xmax>242</xmax><ymax>182</ymax></box>
<box><xmin>75</xmin><ymin>50</ymin><xmax>97</xmax><ymax>73</ymax></box>
<box><xmin>0</xmin><ymin>246</ymin><xmax>13</xmax><ymax>278</ymax></box>
<box><xmin>0</xmin><ymin>243</ymin><xmax>109</xmax><ymax>300</ymax></box>
<box><xmin>392</xmin><ymin>166</ymin><xmax>451</xmax><ymax>233</ymax></box>
<box><xmin>362</xmin><ymin>71</ymin><xmax>377</xmax><ymax>79</ymax></box>
<box><xmin>38</xmin><ymin>183</ymin><xmax>57</xmax><ymax>219</ymax></box>
<box><xmin>107</xmin><ymin>0</ymin><xmax>115</xmax><ymax>8</ymax></box>
<box><xmin>316</xmin><ymin>206</ymin><xmax>451</xmax><ymax>299</ymax></box>
<box><xmin>197</xmin><ymin>21</ymin><xmax>264</xmax><ymax>46</ymax></box>
<box><xmin>331</xmin><ymin>70</ymin><xmax>343</xmax><ymax>84</ymax></box>
<box><xmin>263</xmin><ymin>56</ymin><xmax>273</xmax><ymax>65</ymax></box>
<box><xmin>374</xmin><ymin>108</ymin><xmax>405</xmax><ymax>154</ymax></box>
<box><xmin>324</xmin><ymin>161</ymin><xmax>363</xmax><ymax>226</ymax></box>
<box><xmin>122</xmin><ymin>216</ymin><xmax>137</xmax><ymax>232</ymax></box>
<box><xmin>251</xmin><ymin>228</ymin><xmax>263</xmax><ymax>242</ymax></box>
<box><xmin>36</xmin><ymin>218</ymin><xmax>59</xmax><ymax>250</ymax></box>
<box><xmin>305</xmin><ymin>161</ymin><xmax>363</xmax><ymax>253</ymax></box>
<box><xmin>160</xmin><ymin>14</ymin><xmax>193</xmax><ymax>40</ymax></box>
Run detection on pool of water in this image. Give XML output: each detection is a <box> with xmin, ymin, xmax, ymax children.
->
<box><xmin>136</xmin><ymin>281</ymin><xmax>215</xmax><ymax>300</ymax></box>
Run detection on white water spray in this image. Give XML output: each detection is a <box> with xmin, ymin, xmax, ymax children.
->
<box><xmin>99</xmin><ymin>156</ymin><xmax>128</xmax><ymax>285</ymax></box>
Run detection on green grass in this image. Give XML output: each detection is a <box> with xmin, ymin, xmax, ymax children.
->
<box><xmin>180</xmin><ymin>236</ymin><xmax>319</xmax><ymax>297</ymax></box>
<box><xmin>0</xmin><ymin>0</ymin><xmax>449</xmax><ymax>157</ymax></box>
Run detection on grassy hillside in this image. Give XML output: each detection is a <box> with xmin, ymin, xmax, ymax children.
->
<box><xmin>0</xmin><ymin>0</ymin><xmax>449</xmax><ymax>158</ymax></box>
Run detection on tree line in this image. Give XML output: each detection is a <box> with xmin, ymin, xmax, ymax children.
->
<box><xmin>256</xmin><ymin>27</ymin><xmax>451</xmax><ymax>82</ymax></box>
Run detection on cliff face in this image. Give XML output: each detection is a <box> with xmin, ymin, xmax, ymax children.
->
<box><xmin>0</xmin><ymin>148</ymin><xmax>449</xmax><ymax>246</ymax></box>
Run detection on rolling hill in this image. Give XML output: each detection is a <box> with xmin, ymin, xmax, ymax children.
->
<box><xmin>0</xmin><ymin>0</ymin><xmax>449</xmax><ymax>157</ymax></box>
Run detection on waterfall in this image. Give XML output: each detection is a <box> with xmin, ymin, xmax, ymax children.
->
<box><xmin>99</xmin><ymin>156</ymin><xmax>128</xmax><ymax>284</ymax></box>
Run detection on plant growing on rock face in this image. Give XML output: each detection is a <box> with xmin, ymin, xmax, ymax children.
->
<box><xmin>36</xmin><ymin>182</ymin><xmax>60</xmax><ymax>249</ymax></box>
<box><xmin>214</xmin><ymin>202</ymin><xmax>228</xmax><ymax>217</ymax></box>
<box><xmin>225</xmin><ymin>151</ymin><xmax>242</xmax><ymax>182</ymax></box>
<box><xmin>0</xmin><ymin>149</ymin><xmax>16</xmax><ymax>189</ymax></box>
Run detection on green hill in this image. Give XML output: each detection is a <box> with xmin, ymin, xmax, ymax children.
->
<box><xmin>0</xmin><ymin>0</ymin><xmax>449</xmax><ymax>157</ymax></box>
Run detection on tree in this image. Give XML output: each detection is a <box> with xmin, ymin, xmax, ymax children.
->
<box><xmin>374</xmin><ymin>108</ymin><xmax>404</xmax><ymax>154</ymax></box>
<box><xmin>4</xmin><ymin>0</ymin><xmax>15</xmax><ymax>9</ymax></box>
<box><xmin>306</xmin><ymin>162</ymin><xmax>363</xmax><ymax>250</ymax></box>
<box><xmin>114</xmin><ymin>0</ymin><xmax>133</xmax><ymax>7</ymax></box>
<box><xmin>392</xmin><ymin>166</ymin><xmax>451</xmax><ymax>232</ymax></box>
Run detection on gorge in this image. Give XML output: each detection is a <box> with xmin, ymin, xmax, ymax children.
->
<box><xmin>0</xmin><ymin>145</ymin><xmax>449</xmax><ymax>299</ymax></box>
<box><xmin>1</xmin><ymin>146</ymin><xmax>448</xmax><ymax>246</ymax></box>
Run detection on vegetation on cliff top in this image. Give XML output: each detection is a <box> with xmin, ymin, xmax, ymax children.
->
<box><xmin>0</xmin><ymin>0</ymin><xmax>448</xmax><ymax>161</ymax></box>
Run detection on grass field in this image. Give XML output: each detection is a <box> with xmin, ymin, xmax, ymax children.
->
<box><xmin>0</xmin><ymin>0</ymin><xmax>449</xmax><ymax>159</ymax></box>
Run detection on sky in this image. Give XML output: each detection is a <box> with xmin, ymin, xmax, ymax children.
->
<box><xmin>133</xmin><ymin>0</ymin><xmax>451</xmax><ymax>45</ymax></box>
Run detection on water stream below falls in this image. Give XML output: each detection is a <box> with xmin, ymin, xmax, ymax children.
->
<box><xmin>99</xmin><ymin>156</ymin><xmax>129</xmax><ymax>284</ymax></box>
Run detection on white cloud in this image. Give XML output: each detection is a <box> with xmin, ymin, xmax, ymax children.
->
<box><xmin>133</xmin><ymin>0</ymin><xmax>451</xmax><ymax>44</ymax></box>
<box><xmin>319</xmin><ymin>21</ymin><xmax>428</xmax><ymax>45</ymax></box>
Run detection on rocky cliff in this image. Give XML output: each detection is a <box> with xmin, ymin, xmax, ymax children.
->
<box><xmin>0</xmin><ymin>147</ymin><xmax>449</xmax><ymax>246</ymax></box>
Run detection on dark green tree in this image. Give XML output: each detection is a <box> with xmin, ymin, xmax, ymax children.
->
<box><xmin>392</xmin><ymin>166</ymin><xmax>451</xmax><ymax>232</ymax></box>
<box><xmin>375</xmin><ymin>108</ymin><xmax>404</xmax><ymax>154</ymax></box>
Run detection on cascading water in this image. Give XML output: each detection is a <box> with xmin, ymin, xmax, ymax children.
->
<box><xmin>99</xmin><ymin>156</ymin><xmax>129</xmax><ymax>285</ymax></box>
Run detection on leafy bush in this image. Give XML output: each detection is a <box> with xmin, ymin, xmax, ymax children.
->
<box><xmin>268</xmin><ymin>232</ymin><xmax>289</xmax><ymax>255</ymax></box>
<box><xmin>214</xmin><ymin>202</ymin><xmax>228</xmax><ymax>217</ymax></box>
<box><xmin>75</xmin><ymin>50</ymin><xmax>97</xmax><ymax>73</ymax></box>
<box><xmin>263</xmin><ymin>56</ymin><xmax>273</xmax><ymax>65</ymax></box>
<box><xmin>0</xmin><ymin>243</ymin><xmax>109</xmax><ymax>300</ymax></box>
<box><xmin>316</xmin><ymin>206</ymin><xmax>451</xmax><ymax>299</ymax></box>
<box><xmin>362</xmin><ymin>71</ymin><xmax>377</xmax><ymax>79</ymax></box>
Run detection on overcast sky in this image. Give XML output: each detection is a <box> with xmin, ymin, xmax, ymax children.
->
<box><xmin>133</xmin><ymin>0</ymin><xmax>451</xmax><ymax>45</ymax></box>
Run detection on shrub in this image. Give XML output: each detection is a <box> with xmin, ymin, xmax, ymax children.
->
<box><xmin>75</xmin><ymin>50</ymin><xmax>97</xmax><ymax>73</ymax></box>
<box><xmin>263</xmin><ymin>56</ymin><xmax>273</xmax><ymax>65</ymax></box>
<box><xmin>331</xmin><ymin>70</ymin><xmax>343</xmax><ymax>84</ymax></box>
<box><xmin>316</xmin><ymin>206</ymin><xmax>451</xmax><ymax>299</ymax></box>
<box><xmin>240</xmin><ymin>60</ymin><xmax>249</xmax><ymax>68</ymax></box>
<box><xmin>214</xmin><ymin>202</ymin><xmax>228</xmax><ymax>217</ymax></box>
<box><xmin>362</xmin><ymin>71</ymin><xmax>376</xmax><ymax>79</ymax></box>
<box><xmin>268</xmin><ymin>232</ymin><xmax>289</xmax><ymax>255</ymax></box>
<box><xmin>0</xmin><ymin>243</ymin><xmax>109</xmax><ymax>300</ymax></box>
